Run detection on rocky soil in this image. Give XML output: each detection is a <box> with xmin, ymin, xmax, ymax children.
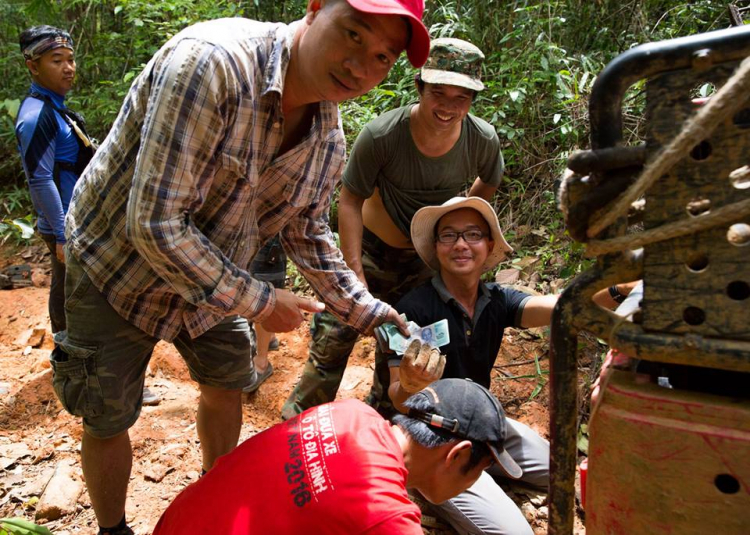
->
<box><xmin>0</xmin><ymin>244</ymin><xmax>590</xmax><ymax>534</ymax></box>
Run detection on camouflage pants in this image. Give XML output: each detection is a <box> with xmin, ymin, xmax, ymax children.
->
<box><xmin>281</xmin><ymin>228</ymin><xmax>433</xmax><ymax>420</ymax></box>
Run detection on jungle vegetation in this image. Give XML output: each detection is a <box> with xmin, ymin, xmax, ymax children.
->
<box><xmin>0</xmin><ymin>0</ymin><xmax>741</xmax><ymax>283</ymax></box>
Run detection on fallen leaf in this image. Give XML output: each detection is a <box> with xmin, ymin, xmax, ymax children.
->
<box><xmin>495</xmin><ymin>269</ymin><xmax>520</xmax><ymax>285</ymax></box>
<box><xmin>0</xmin><ymin>443</ymin><xmax>32</xmax><ymax>469</ymax></box>
<box><xmin>341</xmin><ymin>379</ymin><xmax>362</xmax><ymax>391</ymax></box>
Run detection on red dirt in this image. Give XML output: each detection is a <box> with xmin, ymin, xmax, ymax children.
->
<box><xmin>0</xmin><ymin>247</ymin><xmax>589</xmax><ymax>534</ymax></box>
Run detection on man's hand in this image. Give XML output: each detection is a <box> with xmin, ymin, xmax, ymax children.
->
<box><xmin>55</xmin><ymin>243</ymin><xmax>65</xmax><ymax>264</ymax></box>
<box><xmin>399</xmin><ymin>340</ymin><xmax>446</xmax><ymax>393</ymax></box>
<box><xmin>591</xmin><ymin>349</ymin><xmax>630</xmax><ymax>405</ymax></box>
<box><xmin>376</xmin><ymin>307</ymin><xmax>410</xmax><ymax>336</ymax></box>
<box><xmin>260</xmin><ymin>289</ymin><xmax>324</xmax><ymax>333</ymax></box>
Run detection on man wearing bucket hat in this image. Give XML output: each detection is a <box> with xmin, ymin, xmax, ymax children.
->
<box><xmin>283</xmin><ymin>37</ymin><xmax>505</xmax><ymax>419</ymax></box>
<box><xmin>382</xmin><ymin>197</ymin><xmax>633</xmax><ymax>534</ymax></box>
<box><xmin>154</xmin><ymin>378</ymin><xmax>511</xmax><ymax>534</ymax></box>
<box><xmin>55</xmin><ymin>2</ymin><xmax>430</xmax><ymax>534</ymax></box>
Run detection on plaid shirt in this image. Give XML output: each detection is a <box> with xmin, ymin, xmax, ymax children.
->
<box><xmin>66</xmin><ymin>18</ymin><xmax>388</xmax><ymax>341</ymax></box>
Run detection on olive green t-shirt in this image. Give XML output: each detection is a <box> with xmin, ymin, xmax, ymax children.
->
<box><xmin>342</xmin><ymin>105</ymin><xmax>504</xmax><ymax>236</ymax></box>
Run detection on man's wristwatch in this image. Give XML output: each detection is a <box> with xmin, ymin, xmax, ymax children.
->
<box><xmin>609</xmin><ymin>285</ymin><xmax>627</xmax><ymax>304</ymax></box>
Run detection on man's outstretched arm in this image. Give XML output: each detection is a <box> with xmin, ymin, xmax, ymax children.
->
<box><xmin>520</xmin><ymin>282</ymin><xmax>640</xmax><ymax>328</ymax></box>
<box><xmin>468</xmin><ymin>178</ymin><xmax>498</xmax><ymax>201</ymax></box>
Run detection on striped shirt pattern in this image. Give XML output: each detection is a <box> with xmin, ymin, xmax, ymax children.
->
<box><xmin>66</xmin><ymin>18</ymin><xmax>387</xmax><ymax>341</ymax></box>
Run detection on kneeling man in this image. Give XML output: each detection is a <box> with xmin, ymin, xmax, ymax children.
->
<box><xmin>382</xmin><ymin>197</ymin><xmax>631</xmax><ymax>534</ymax></box>
<box><xmin>154</xmin><ymin>378</ymin><xmax>520</xmax><ymax>535</ymax></box>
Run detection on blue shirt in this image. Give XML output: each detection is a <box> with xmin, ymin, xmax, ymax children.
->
<box><xmin>15</xmin><ymin>82</ymin><xmax>80</xmax><ymax>242</ymax></box>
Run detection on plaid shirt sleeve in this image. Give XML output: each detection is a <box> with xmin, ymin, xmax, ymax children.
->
<box><xmin>281</xmin><ymin>155</ymin><xmax>390</xmax><ymax>333</ymax></box>
<box><xmin>126</xmin><ymin>38</ymin><xmax>275</xmax><ymax>322</ymax></box>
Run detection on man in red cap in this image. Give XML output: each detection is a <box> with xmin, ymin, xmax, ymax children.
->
<box><xmin>55</xmin><ymin>2</ymin><xmax>429</xmax><ymax>534</ymax></box>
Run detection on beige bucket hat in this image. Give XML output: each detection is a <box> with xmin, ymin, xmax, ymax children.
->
<box><xmin>411</xmin><ymin>197</ymin><xmax>513</xmax><ymax>272</ymax></box>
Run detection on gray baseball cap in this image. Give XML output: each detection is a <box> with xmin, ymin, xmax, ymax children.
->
<box><xmin>408</xmin><ymin>378</ymin><xmax>522</xmax><ymax>479</ymax></box>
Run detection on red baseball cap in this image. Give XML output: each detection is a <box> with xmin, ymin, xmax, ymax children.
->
<box><xmin>345</xmin><ymin>0</ymin><xmax>430</xmax><ymax>67</ymax></box>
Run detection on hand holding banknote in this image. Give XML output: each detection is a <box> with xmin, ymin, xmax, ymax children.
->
<box><xmin>399</xmin><ymin>339</ymin><xmax>446</xmax><ymax>393</ymax></box>
<box><xmin>374</xmin><ymin>316</ymin><xmax>450</xmax><ymax>355</ymax></box>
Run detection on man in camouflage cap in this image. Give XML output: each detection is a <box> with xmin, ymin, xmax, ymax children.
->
<box><xmin>283</xmin><ymin>37</ymin><xmax>505</xmax><ymax>421</ymax></box>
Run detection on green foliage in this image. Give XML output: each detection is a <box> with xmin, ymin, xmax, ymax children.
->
<box><xmin>2</xmin><ymin>185</ymin><xmax>31</xmax><ymax>215</ymax></box>
<box><xmin>498</xmin><ymin>352</ymin><xmax>549</xmax><ymax>401</ymax></box>
<box><xmin>0</xmin><ymin>98</ymin><xmax>23</xmax><ymax>185</ymax></box>
<box><xmin>0</xmin><ymin>186</ymin><xmax>35</xmax><ymax>245</ymax></box>
<box><xmin>577</xmin><ymin>422</ymin><xmax>589</xmax><ymax>455</ymax></box>
<box><xmin>0</xmin><ymin>0</ymin><xmax>307</xmax><ymax>188</ymax></box>
<box><xmin>286</xmin><ymin>259</ymin><xmax>313</xmax><ymax>296</ymax></box>
<box><xmin>7</xmin><ymin>218</ymin><xmax>35</xmax><ymax>241</ymax></box>
<box><xmin>0</xmin><ymin>0</ymin><xmax>734</xmax><ymax>282</ymax></box>
<box><xmin>0</xmin><ymin>518</ymin><xmax>53</xmax><ymax>535</ymax></box>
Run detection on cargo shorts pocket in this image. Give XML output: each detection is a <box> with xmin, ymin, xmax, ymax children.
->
<box><xmin>50</xmin><ymin>336</ymin><xmax>104</xmax><ymax>419</ymax></box>
<box><xmin>64</xmin><ymin>261</ymin><xmax>93</xmax><ymax>313</ymax></box>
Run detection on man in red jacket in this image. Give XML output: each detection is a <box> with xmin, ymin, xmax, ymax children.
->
<box><xmin>154</xmin><ymin>378</ymin><xmax>521</xmax><ymax>534</ymax></box>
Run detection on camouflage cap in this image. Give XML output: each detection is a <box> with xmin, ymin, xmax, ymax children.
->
<box><xmin>420</xmin><ymin>38</ymin><xmax>485</xmax><ymax>92</ymax></box>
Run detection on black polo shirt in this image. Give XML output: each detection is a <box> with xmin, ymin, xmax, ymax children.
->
<box><xmin>390</xmin><ymin>275</ymin><xmax>531</xmax><ymax>388</ymax></box>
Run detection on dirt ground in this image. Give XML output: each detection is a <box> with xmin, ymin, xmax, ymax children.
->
<box><xmin>0</xmin><ymin>244</ymin><xmax>590</xmax><ymax>534</ymax></box>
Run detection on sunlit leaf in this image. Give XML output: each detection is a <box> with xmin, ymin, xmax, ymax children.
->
<box><xmin>1</xmin><ymin>99</ymin><xmax>21</xmax><ymax>120</ymax></box>
<box><xmin>579</xmin><ymin>71</ymin><xmax>590</xmax><ymax>90</ymax></box>
<box><xmin>0</xmin><ymin>518</ymin><xmax>53</xmax><ymax>535</ymax></box>
<box><xmin>699</xmin><ymin>83</ymin><xmax>715</xmax><ymax>98</ymax></box>
<box><xmin>11</xmin><ymin>219</ymin><xmax>34</xmax><ymax>240</ymax></box>
<box><xmin>529</xmin><ymin>379</ymin><xmax>546</xmax><ymax>400</ymax></box>
<box><xmin>577</xmin><ymin>426</ymin><xmax>589</xmax><ymax>455</ymax></box>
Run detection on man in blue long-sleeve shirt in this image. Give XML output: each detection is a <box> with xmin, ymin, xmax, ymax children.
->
<box><xmin>15</xmin><ymin>25</ymin><xmax>93</xmax><ymax>334</ymax></box>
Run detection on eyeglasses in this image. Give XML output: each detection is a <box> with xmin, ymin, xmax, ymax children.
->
<box><xmin>436</xmin><ymin>230</ymin><xmax>487</xmax><ymax>244</ymax></box>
